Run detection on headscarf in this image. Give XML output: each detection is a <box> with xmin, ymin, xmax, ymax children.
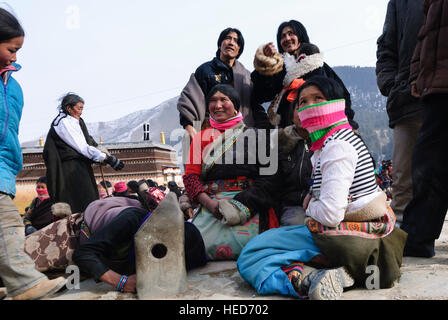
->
<box><xmin>113</xmin><ymin>181</ymin><xmax>127</xmax><ymax>193</ymax></box>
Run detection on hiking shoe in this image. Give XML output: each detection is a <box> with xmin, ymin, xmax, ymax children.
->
<box><xmin>12</xmin><ymin>277</ymin><xmax>67</xmax><ymax>300</ymax></box>
<box><xmin>300</xmin><ymin>267</ymin><xmax>354</xmax><ymax>300</ymax></box>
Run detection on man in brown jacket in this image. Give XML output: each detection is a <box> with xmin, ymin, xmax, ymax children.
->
<box><xmin>401</xmin><ymin>0</ymin><xmax>448</xmax><ymax>258</ymax></box>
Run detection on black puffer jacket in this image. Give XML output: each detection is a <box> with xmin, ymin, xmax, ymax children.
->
<box><xmin>273</xmin><ymin>126</ymin><xmax>312</xmax><ymax>209</ymax></box>
<box><xmin>376</xmin><ymin>0</ymin><xmax>424</xmax><ymax>128</ymax></box>
<box><xmin>235</xmin><ymin>125</ymin><xmax>312</xmax><ymax>222</ymax></box>
<box><xmin>251</xmin><ymin>62</ymin><xmax>357</xmax><ymax>129</ymax></box>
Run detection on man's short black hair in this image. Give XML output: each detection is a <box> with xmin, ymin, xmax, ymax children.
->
<box><xmin>216</xmin><ymin>27</ymin><xmax>245</xmax><ymax>59</ymax></box>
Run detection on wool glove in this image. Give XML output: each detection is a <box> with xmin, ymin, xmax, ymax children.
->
<box><xmin>104</xmin><ymin>155</ymin><xmax>124</xmax><ymax>171</ymax></box>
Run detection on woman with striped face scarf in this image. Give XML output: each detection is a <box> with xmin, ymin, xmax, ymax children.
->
<box><xmin>237</xmin><ymin>76</ymin><xmax>406</xmax><ymax>300</ymax></box>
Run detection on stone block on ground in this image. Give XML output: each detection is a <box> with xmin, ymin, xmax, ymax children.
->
<box><xmin>134</xmin><ymin>192</ymin><xmax>187</xmax><ymax>299</ymax></box>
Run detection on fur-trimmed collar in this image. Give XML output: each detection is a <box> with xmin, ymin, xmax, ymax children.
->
<box><xmin>283</xmin><ymin>52</ymin><xmax>324</xmax><ymax>87</ymax></box>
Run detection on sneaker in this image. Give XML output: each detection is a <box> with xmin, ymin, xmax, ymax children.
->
<box><xmin>12</xmin><ymin>277</ymin><xmax>67</xmax><ymax>300</ymax></box>
<box><xmin>300</xmin><ymin>267</ymin><xmax>354</xmax><ymax>300</ymax></box>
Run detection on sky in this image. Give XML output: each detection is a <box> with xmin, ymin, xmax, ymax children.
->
<box><xmin>3</xmin><ymin>0</ymin><xmax>390</xmax><ymax>143</ymax></box>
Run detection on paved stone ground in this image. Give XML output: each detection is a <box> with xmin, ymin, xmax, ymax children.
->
<box><xmin>7</xmin><ymin>217</ymin><xmax>448</xmax><ymax>301</ymax></box>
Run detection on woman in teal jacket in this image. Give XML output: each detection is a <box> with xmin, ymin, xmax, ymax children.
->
<box><xmin>0</xmin><ymin>7</ymin><xmax>67</xmax><ymax>300</ymax></box>
<box><xmin>0</xmin><ymin>60</ymin><xmax>23</xmax><ymax>196</ymax></box>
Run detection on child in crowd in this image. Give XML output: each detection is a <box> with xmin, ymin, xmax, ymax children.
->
<box><xmin>23</xmin><ymin>176</ymin><xmax>60</xmax><ymax>235</ymax></box>
<box><xmin>127</xmin><ymin>180</ymin><xmax>139</xmax><ymax>198</ymax></box>
<box><xmin>98</xmin><ymin>180</ymin><xmax>113</xmax><ymax>199</ymax></box>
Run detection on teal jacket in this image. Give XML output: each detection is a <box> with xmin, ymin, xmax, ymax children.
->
<box><xmin>0</xmin><ymin>63</ymin><xmax>24</xmax><ymax>196</ymax></box>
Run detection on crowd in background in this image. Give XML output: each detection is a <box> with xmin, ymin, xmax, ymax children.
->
<box><xmin>376</xmin><ymin>160</ymin><xmax>393</xmax><ymax>201</ymax></box>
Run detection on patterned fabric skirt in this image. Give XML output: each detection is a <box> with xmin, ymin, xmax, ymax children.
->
<box><xmin>306</xmin><ymin>206</ymin><xmax>396</xmax><ymax>239</ymax></box>
<box><xmin>192</xmin><ymin>187</ymin><xmax>259</xmax><ymax>261</ymax></box>
<box><xmin>24</xmin><ymin>213</ymin><xmax>83</xmax><ymax>272</ymax></box>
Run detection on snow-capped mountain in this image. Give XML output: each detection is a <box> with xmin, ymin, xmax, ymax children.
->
<box><xmin>86</xmin><ymin>97</ymin><xmax>182</xmax><ymax>145</ymax></box>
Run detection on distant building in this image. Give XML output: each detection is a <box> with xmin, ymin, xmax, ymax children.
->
<box><xmin>17</xmin><ymin>140</ymin><xmax>182</xmax><ymax>188</ymax></box>
<box><xmin>17</xmin><ymin>123</ymin><xmax>182</xmax><ymax>190</ymax></box>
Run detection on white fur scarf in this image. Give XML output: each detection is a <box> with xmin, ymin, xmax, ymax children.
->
<box><xmin>282</xmin><ymin>52</ymin><xmax>324</xmax><ymax>87</ymax></box>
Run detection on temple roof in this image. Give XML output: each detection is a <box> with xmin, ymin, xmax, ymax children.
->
<box><xmin>22</xmin><ymin>141</ymin><xmax>176</xmax><ymax>154</ymax></box>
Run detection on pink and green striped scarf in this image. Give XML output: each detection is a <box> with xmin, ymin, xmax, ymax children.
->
<box><xmin>297</xmin><ymin>99</ymin><xmax>352</xmax><ymax>151</ymax></box>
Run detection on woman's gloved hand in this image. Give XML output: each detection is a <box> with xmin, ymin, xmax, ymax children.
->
<box><xmin>197</xmin><ymin>193</ymin><xmax>221</xmax><ymax>220</ymax></box>
<box><xmin>218</xmin><ymin>199</ymin><xmax>250</xmax><ymax>226</ymax></box>
<box><xmin>104</xmin><ymin>155</ymin><xmax>125</xmax><ymax>170</ymax></box>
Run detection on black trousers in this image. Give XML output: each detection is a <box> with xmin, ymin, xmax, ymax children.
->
<box><xmin>401</xmin><ymin>94</ymin><xmax>448</xmax><ymax>254</ymax></box>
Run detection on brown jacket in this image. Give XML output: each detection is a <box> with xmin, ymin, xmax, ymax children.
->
<box><xmin>410</xmin><ymin>0</ymin><xmax>448</xmax><ymax>97</ymax></box>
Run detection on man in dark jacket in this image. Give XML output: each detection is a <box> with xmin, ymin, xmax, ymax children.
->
<box><xmin>376</xmin><ymin>0</ymin><xmax>424</xmax><ymax>226</ymax></box>
<box><xmin>177</xmin><ymin>27</ymin><xmax>265</xmax><ymax>137</ymax></box>
<box><xmin>400</xmin><ymin>0</ymin><xmax>448</xmax><ymax>258</ymax></box>
<box><xmin>177</xmin><ymin>27</ymin><xmax>268</xmax><ymax>165</ymax></box>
